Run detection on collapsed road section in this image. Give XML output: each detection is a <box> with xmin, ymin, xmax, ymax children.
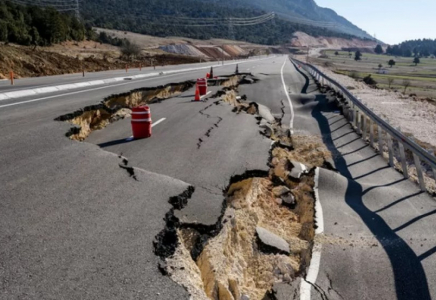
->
<box><xmin>53</xmin><ymin>70</ymin><xmax>333</xmax><ymax>299</ymax></box>
<box><xmin>54</xmin><ymin>74</ymin><xmax>253</xmax><ymax>142</ymax></box>
<box><xmin>55</xmin><ymin>81</ymin><xmax>195</xmax><ymax>141</ymax></box>
<box><xmin>153</xmin><ymin>77</ymin><xmax>334</xmax><ymax>300</ymax></box>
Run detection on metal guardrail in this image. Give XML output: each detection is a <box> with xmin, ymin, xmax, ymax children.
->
<box><xmin>292</xmin><ymin>58</ymin><xmax>436</xmax><ymax>192</ymax></box>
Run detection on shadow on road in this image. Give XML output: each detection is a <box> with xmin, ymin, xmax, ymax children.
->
<box><xmin>98</xmin><ymin>137</ymin><xmax>135</xmax><ymax>148</ymax></box>
<box><xmin>292</xmin><ymin>60</ymin><xmax>432</xmax><ymax>299</ymax></box>
<box><xmin>312</xmin><ymin>92</ymin><xmax>432</xmax><ymax>300</ymax></box>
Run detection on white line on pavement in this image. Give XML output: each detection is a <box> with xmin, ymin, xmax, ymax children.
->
<box><xmin>0</xmin><ymin>71</ymin><xmax>207</xmax><ymax>109</ymax></box>
<box><xmin>152</xmin><ymin>117</ymin><xmax>166</xmax><ymax>127</ymax></box>
<box><xmin>281</xmin><ymin>57</ymin><xmax>294</xmax><ymax>134</ymax></box>
<box><xmin>300</xmin><ymin>167</ymin><xmax>324</xmax><ymax>300</ymax></box>
<box><xmin>201</xmin><ymin>91</ymin><xmax>212</xmax><ymax>100</ymax></box>
<box><xmin>0</xmin><ymin>57</ymin><xmax>276</xmax><ymax>109</ymax></box>
<box><xmin>0</xmin><ymin>56</ymin><xmax>275</xmax><ymax>102</ymax></box>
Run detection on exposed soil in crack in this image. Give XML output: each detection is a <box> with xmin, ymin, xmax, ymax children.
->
<box><xmin>154</xmin><ymin>89</ymin><xmax>334</xmax><ymax>299</ymax></box>
<box><xmin>55</xmin><ymin>80</ymin><xmax>195</xmax><ymax>141</ymax></box>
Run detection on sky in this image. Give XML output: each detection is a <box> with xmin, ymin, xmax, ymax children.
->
<box><xmin>315</xmin><ymin>0</ymin><xmax>436</xmax><ymax>44</ymax></box>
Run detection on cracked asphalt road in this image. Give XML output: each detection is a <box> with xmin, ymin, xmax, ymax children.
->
<box><xmin>0</xmin><ymin>57</ymin><xmax>281</xmax><ymax>299</ymax></box>
<box><xmin>1</xmin><ymin>55</ymin><xmax>435</xmax><ymax>300</ymax></box>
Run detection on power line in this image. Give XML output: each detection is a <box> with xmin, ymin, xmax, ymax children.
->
<box><xmin>8</xmin><ymin>0</ymin><xmax>80</xmax><ymax>17</ymax></box>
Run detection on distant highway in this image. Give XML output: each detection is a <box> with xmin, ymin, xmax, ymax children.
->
<box><xmin>0</xmin><ymin>56</ymin><xmax>434</xmax><ymax>300</ymax></box>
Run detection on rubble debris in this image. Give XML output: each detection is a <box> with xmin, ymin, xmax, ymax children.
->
<box><xmin>272</xmin><ymin>186</ymin><xmax>290</xmax><ymax>197</ymax></box>
<box><xmin>281</xmin><ymin>193</ymin><xmax>296</xmax><ymax>209</ymax></box>
<box><xmin>256</xmin><ymin>226</ymin><xmax>291</xmax><ymax>254</ymax></box>
<box><xmin>151</xmin><ymin>72</ymin><xmax>334</xmax><ymax>300</ymax></box>
<box><xmin>288</xmin><ymin>161</ymin><xmax>309</xmax><ymax>180</ymax></box>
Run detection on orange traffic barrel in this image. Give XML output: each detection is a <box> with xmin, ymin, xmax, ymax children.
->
<box><xmin>197</xmin><ymin>78</ymin><xmax>208</xmax><ymax>96</ymax></box>
<box><xmin>194</xmin><ymin>84</ymin><xmax>201</xmax><ymax>101</ymax></box>
<box><xmin>131</xmin><ymin>106</ymin><xmax>152</xmax><ymax>139</ymax></box>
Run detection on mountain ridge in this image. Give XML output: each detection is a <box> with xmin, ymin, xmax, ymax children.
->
<box><xmin>82</xmin><ymin>0</ymin><xmax>373</xmax><ymax>44</ymax></box>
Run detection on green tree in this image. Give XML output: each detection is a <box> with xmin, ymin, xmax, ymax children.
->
<box><xmin>413</xmin><ymin>56</ymin><xmax>420</xmax><ymax>66</ymax></box>
<box><xmin>29</xmin><ymin>26</ymin><xmax>40</xmax><ymax>49</ymax></box>
<box><xmin>70</xmin><ymin>16</ymin><xmax>85</xmax><ymax>41</ymax></box>
<box><xmin>378</xmin><ymin>63</ymin><xmax>382</xmax><ymax>70</ymax></box>
<box><xmin>335</xmin><ymin>51</ymin><xmax>339</xmax><ymax>56</ymax></box>
<box><xmin>120</xmin><ymin>40</ymin><xmax>141</xmax><ymax>60</ymax></box>
<box><xmin>363</xmin><ymin>74</ymin><xmax>377</xmax><ymax>86</ymax></box>
<box><xmin>386</xmin><ymin>45</ymin><xmax>392</xmax><ymax>55</ymax></box>
<box><xmin>388</xmin><ymin>59</ymin><xmax>396</xmax><ymax>67</ymax></box>
<box><xmin>374</xmin><ymin>44</ymin><xmax>383</xmax><ymax>54</ymax></box>
<box><xmin>354</xmin><ymin>50</ymin><xmax>362</xmax><ymax>61</ymax></box>
<box><xmin>421</xmin><ymin>48</ymin><xmax>430</xmax><ymax>57</ymax></box>
<box><xmin>0</xmin><ymin>20</ymin><xmax>7</xmax><ymax>41</ymax></box>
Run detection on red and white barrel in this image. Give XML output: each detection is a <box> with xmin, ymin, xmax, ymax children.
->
<box><xmin>131</xmin><ymin>106</ymin><xmax>152</xmax><ymax>139</ymax></box>
<box><xmin>197</xmin><ymin>78</ymin><xmax>208</xmax><ymax>96</ymax></box>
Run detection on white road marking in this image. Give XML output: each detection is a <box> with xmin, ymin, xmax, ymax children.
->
<box><xmin>200</xmin><ymin>91</ymin><xmax>212</xmax><ymax>100</ymax></box>
<box><xmin>300</xmin><ymin>167</ymin><xmax>324</xmax><ymax>300</ymax></box>
<box><xmin>0</xmin><ymin>57</ymin><xmax>276</xmax><ymax>109</ymax></box>
<box><xmin>126</xmin><ymin>118</ymin><xmax>166</xmax><ymax>140</ymax></box>
<box><xmin>0</xmin><ymin>72</ymin><xmax>203</xmax><ymax>109</ymax></box>
<box><xmin>0</xmin><ymin>56</ymin><xmax>275</xmax><ymax>102</ymax></box>
<box><xmin>152</xmin><ymin>117</ymin><xmax>166</xmax><ymax>127</ymax></box>
<box><xmin>281</xmin><ymin>57</ymin><xmax>294</xmax><ymax>134</ymax></box>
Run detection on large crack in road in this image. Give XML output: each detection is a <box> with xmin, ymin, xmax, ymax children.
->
<box><xmin>52</xmin><ymin>70</ymin><xmax>333</xmax><ymax>299</ymax></box>
<box><xmin>153</xmin><ymin>76</ymin><xmax>335</xmax><ymax>300</ymax></box>
<box><xmin>54</xmin><ymin>80</ymin><xmax>195</xmax><ymax>140</ymax></box>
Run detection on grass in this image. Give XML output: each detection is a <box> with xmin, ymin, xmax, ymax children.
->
<box><xmin>320</xmin><ymin>50</ymin><xmax>436</xmax><ymax>98</ymax></box>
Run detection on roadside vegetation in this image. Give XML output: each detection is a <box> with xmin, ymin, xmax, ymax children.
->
<box><xmin>0</xmin><ymin>0</ymin><xmax>92</xmax><ymax>47</ymax></box>
<box><xmin>315</xmin><ymin>49</ymin><xmax>436</xmax><ymax>99</ymax></box>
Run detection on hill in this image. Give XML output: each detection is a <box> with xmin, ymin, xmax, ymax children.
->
<box><xmin>81</xmin><ymin>0</ymin><xmax>372</xmax><ymax>45</ymax></box>
<box><xmin>221</xmin><ymin>0</ymin><xmax>372</xmax><ymax>38</ymax></box>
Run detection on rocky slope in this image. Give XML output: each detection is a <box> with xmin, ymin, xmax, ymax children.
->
<box><xmin>290</xmin><ymin>32</ymin><xmax>378</xmax><ymax>48</ymax></box>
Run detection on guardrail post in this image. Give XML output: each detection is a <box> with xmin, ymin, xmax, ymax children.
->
<box><xmin>378</xmin><ymin>125</ymin><xmax>383</xmax><ymax>154</ymax></box>
<box><xmin>362</xmin><ymin>115</ymin><xmax>367</xmax><ymax>141</ymax></box>
<box><xmin>369</xmin><ymin>119</ymin><xmax>374</xmax><ymax>148</ymax></box>
<box><xmin>387</xmin><ymin>134</ymin><xmax>394</xmax><ymax>167</ymax></box>
<box><xmin>413</xmin><ymin>154</ymin><xmax>426</xmax><ymax>191</ymax></box>
<box><xmin>433</xmin><ymin>168</ymin><xmax>436</xmax><ymax>186</ymax></box>
<box><xmin>355</xmin><ymin>109</ymin><xmax>360</xmax><ymax>133</ymax></box>
<box><xmin>398</xmin><ymin>143</ymin><xmax>409</xmax><ymax>179</ymax></box>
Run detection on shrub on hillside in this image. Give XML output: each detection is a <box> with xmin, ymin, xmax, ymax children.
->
<box><xmin>363</xmin><ymin>74</ymin><xmax>377</xmax><ymax>86</ymax></box>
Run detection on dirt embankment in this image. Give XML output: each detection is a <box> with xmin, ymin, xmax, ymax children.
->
<box><xmin>290</xmin><ymin>31</ymin><xmax>378</xmax><ymax>49</ymax></box>
<box><xmin>0</xmin><ymin>43</ymin><xmax>200</xmax><ymax>79</ymax></box>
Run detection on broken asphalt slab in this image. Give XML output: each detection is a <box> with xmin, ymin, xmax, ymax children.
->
<box><xmin>256</xmin><ymin>226</ymin><xmax>290</xmax><ymax>254</ymax></box>
<box><xmin>0</xmin><ymin>122</ymin><xmax>193</xmax><ymax>299</ymax></box>
<box><xmin>86</xmin><ymin>92</ymin><xmax>271</xmax><ymax>227</ymax></box>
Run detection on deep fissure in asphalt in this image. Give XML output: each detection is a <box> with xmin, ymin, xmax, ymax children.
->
<box><xmin>54</xmin><ymin>80</ymin><xmax>195</xmax><ymax>141</ymax></box>
<box><xmin>152</xmin><ymin>78</ymin><xmax>337</xmax><ymax>300</ymax></box>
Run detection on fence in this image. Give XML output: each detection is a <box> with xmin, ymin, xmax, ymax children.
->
<box><xmin>292</xmin><ymin>58</ymin><xmax>436</xmax><ymax>192</ymax></box>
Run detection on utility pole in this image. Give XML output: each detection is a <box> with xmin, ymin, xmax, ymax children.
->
<box><xmin>75</xmin><ymin>0</ymin><xmax>80</xmax><ymax>19</ymax></box>
<box><xmin>221</xmin><ymin>45</ymin><xmax>224</xmax><ymax>65</ymax></box>
<box><xmin>228</xmin><ymin>18</ymin><xmax>235</xmax><ymax>41</ymax></box>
